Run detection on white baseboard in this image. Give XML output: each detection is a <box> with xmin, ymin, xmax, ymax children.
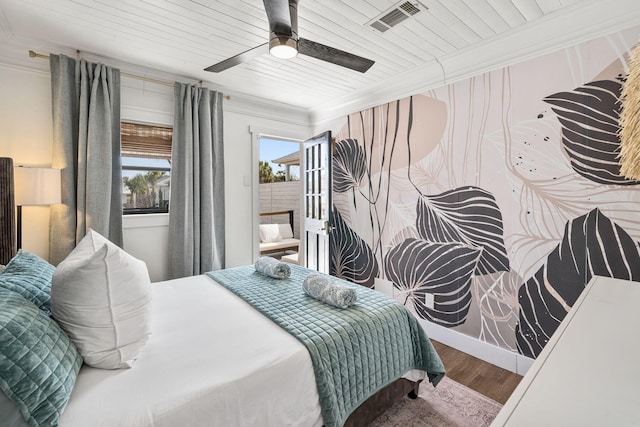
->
<box><xmin>420</xmin><ymin>319</ymin><xmax>534</xmax><ymax>376</ymax></box>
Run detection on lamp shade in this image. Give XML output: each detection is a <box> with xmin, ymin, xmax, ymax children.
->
<box><xmin>14</xmin><ymin>167</ymin><xmax>62</xmax><ymax>206</ymax></box>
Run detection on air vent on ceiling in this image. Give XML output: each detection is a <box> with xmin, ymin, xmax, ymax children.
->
<box><xmin>367</xmin><ymin>1</ymin><xmax>426</xmax><ymax>33</ymax></box>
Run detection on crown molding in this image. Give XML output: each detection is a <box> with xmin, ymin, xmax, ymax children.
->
<box><xmin>0</xmin><ymin>36</ymin><xmax>311</xmax><ymax>127</ymax></box>
<box><xmin>0</xmin><ymin>7</ymin><xmax>13</xmax><ymax>42</ymax></box>
<box><xmin>309</xmin><ymin>0</ymin><xmax>640</xmax><ymax>124</ymax></box>
<box><xmin>224</xmin><ymin>92</ymin><xmax>311</xmax><ymax>127</ymax></box>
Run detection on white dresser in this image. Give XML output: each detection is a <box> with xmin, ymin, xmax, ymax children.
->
<box><xmin>492</xmin><ymin>275</ymin><xmax>640</xmax><ymax>426</ymax></box>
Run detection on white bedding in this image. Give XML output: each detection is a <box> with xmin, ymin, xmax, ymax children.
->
<box><xmin>58</xmin><ymin>275</ymin><xmax>323</xmax><ymax>427</ymax></box>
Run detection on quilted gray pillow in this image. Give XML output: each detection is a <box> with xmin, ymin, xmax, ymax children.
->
<box><xmin>0</xmin><ymin>289</ymin><xmax>82</xmax><ymax>427</ymax></box>
<box><xmin>255</xmin><ymin>256</ymin><xmax>291</xmax><ymax>279</ymax></box>
<box><xmin>0</xmin><ymin>250</ymin><xmax>55</xmax><ymax>316</ymax></box>
<box><xmin>302</xmin><ymin>273</ymin><xmax>358</xmax><ymax>308</ymax></box>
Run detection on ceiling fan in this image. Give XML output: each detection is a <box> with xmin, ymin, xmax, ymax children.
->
<box><xmin>204</xmin><ymin>0</ymin><xmax>375</xmax><ymax>73</ymax></box>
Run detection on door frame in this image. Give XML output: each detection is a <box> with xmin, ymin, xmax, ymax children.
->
<box><xmin>250</xmin><ymin>125</ymin><xmax>307</xmax><ymax>262</ymax></box>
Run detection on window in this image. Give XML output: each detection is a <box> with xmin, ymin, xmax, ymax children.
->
<box><xmin>121</xmin><ymin>121</ymin><xmax>172</xmax><ymax>214</ymax></box>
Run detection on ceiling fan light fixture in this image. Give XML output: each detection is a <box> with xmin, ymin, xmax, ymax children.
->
<box><xmin>269</xmin><ymin>35</ymin><xmax>298</xmax><ymax>59</ymax></box>
<box><xmin>204</xmin><ymin>0</ymin><xmax>374</xmax><ymax>73</ymax></box>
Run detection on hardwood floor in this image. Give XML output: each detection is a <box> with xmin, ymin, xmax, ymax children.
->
<box><xmin>431</xmin><ymin>340</ymin><xmax>523</xmax><ymax>405</ymax></box>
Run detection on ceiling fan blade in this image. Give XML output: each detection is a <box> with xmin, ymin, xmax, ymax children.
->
<box><xmin>298</xmin><ymin>38</ymin><xmax>374</xmax><ymax>73</ymax></box>
<box><xmin>263</xmin><ymin>0</ymin><xmax>293</xmax><ymax>36</ymax></box>
<box><xmin>204</xmin><ymin>43</ymin><xmax>269</xmax><ymax>73</ymax></box>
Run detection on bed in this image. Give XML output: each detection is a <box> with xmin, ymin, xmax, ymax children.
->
<box><xmin>59</xmin><ymin>274</ymin><xmax>324</xmax><ymax>426</ymax></box>
<box><xmin>0</xmin><ymin>252</ymin><xmax>445</xmax><ymax>427</ymax></box>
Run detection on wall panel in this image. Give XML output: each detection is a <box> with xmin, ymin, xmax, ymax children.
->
<box><xmin>324</xmin><ymin>26</ymin><xmax>640</xmax><ymax>361</ymax></box>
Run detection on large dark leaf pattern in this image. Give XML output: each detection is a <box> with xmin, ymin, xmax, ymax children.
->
<box><xmin>457</xmin><ymin>271</ymin><xmax>522</xmax><ymax>351</ymax></box>
<box><xmin>544</xmin><ymin>80</ymin><xmax>639</xmax><ymax>185</ymax></box>
<box><xmin>333</xmin><ymin>139</ymin><xmax>367</xmax><ymax>193</ymax></box>
<box><xmin>516</xmin><ymin>208</ymin><xmax>640</xmax><ymax>358</ymax></box>
<box><xmin>330</xmin><ymin>206</ymin><xmax>379</xmax><ymax>288</ymax></box>
<box><xmin>385</xmin><ymin>238</ymin><xmax>482</xmax><ymax>327</ymax></box>
<box><xmin>416</xmin><ymin>186</ymin><xmax>510</xmax><ymax>275</ymax></box>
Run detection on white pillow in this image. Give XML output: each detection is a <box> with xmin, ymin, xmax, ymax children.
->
<box><xmin>278</xmin><ymin>223</ymin><xmax>294</xmax><ymax>239</ymax></box>
<box><xmin>51</xmin><ymin>229</ymin><xmax>152</xmax><ymax>369</ymax></box>
<box><xmin>259</xmin><ymin>224</ymin><xmax>282</xmax><ymax>243</ymax></box>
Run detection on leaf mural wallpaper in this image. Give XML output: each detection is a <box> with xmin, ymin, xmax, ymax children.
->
<box><xmin>333</xmin><ymin>139</ymin><xmax>367</xmax><ymax>194</ymax></box>
<box><xmin>544</xmin><ymin>79</ymin><xmax>639</xmax><ymax>185</ymax></box>
<box><xmin>330</xmin><ymin>207</ymin><xmax>379</xmax><ymax>288</ymax></box>
<box><xmin>384</xmin><ymin>238</ymin><xmax>481</xmax><ymax>327</ymax></box>
<box><xmin>415</xmin><ymin>187</ymin><xmax>510</xmax><ymax>275</ymax></box>
<box><xmin>517</xmin><ymin>209</ymin><xmax>640</xmax><ymax>358</ymax></box>
<box><xmin>326</xmin><ymin>26</ymin><xmax>640</xmax><ymax>360</ymax></box>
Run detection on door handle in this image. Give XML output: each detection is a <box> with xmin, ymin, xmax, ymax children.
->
<box><xmin>320</xmin><ymin>221</ymin><xmax>336</xmax><ymax>233</ymax></box>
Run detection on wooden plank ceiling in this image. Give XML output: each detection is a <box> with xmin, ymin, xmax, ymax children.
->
<box><xmin>0</xmin><ymin>0</ymin><xmax>584</xmax><ymax>110</ymax></box>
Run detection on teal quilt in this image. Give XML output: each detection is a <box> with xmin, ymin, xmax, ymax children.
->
<box><xmin>207</xmin><ymin>265</ymin><xmax>445</xmax><ymax>427</ymax></box>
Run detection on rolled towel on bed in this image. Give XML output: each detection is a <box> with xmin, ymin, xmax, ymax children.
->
<box><xmin>254</xmin><ymin>256</ymin><xmax>291</xmax><ymax>279</ymax></box>
<box><xmin>302</xmin><ymin>273</ymin><xmax>358</xmax><ymax>309</ymax></box>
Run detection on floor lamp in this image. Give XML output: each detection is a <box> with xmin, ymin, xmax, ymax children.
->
<box><xmin>13</xmin><ymin>166</ymin><xmax>61</xmax><ymax>250</ymax></box>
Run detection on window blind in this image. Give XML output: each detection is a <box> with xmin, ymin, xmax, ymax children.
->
<box><xmin>121</xmin><ymin>122</ymin><xmax>172</xmax><ymax>159</ymax></box>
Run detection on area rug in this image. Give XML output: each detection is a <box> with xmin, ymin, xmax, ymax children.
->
<box><xmin>370</xmin><ymin>376</ymin><xmax>503</xmax><ymax>427</ymax></box>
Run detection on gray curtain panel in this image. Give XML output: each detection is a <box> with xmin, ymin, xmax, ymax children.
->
<box><xmin>169</xmin><ymin>83</ymin><xmax>225</xmax><ymax>279</ymax></box>
<box><xmin>49</xmin><ymin>54</ymin><xmax>123</xmax><ymax>265</ymax></box>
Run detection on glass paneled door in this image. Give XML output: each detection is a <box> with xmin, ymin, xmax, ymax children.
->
<box><xmin>302</xmin><ymin>131</ymin><xmax>333</xmax><ymax>273</ymax></box>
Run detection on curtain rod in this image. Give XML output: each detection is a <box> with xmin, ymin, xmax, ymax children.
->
<box><xmin>29</xmin><ymin>50</ymin><xmax>231</xmax><ymax>100</ymax></box>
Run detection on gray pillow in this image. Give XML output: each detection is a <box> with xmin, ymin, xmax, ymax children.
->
<box><xmin>0</xmin><ymin>250</ymin><xmax>54</xmax><ymax>316</ymax></box>
<box><xmin>302</xmin><ymin>273</ymin><xmax>358</xmax><ymax>309</ymax></box>
<box><xmin>0</xmin><ymin>289</ymin><xmax>82</xmax><ymax>427</ymax></box>
<box><xmin>255</xmin><ymin>256</ymin><xmax>291</xmax><ymax>279</ymax></box>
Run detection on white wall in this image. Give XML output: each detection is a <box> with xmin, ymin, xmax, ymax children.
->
<box><xmin>122</xmin><ymin>214</ymin><xmax>169</xmax><ymax>282</ymax></box>
<box><xmin>0</xmin><ymin>64</ymin><xmax>53</xmax><ymax>260</ymax></box>
<box><xmin>0</xmin><ymin>56</ymin><xmax>311</xmax><ymax>280</ymax></box>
